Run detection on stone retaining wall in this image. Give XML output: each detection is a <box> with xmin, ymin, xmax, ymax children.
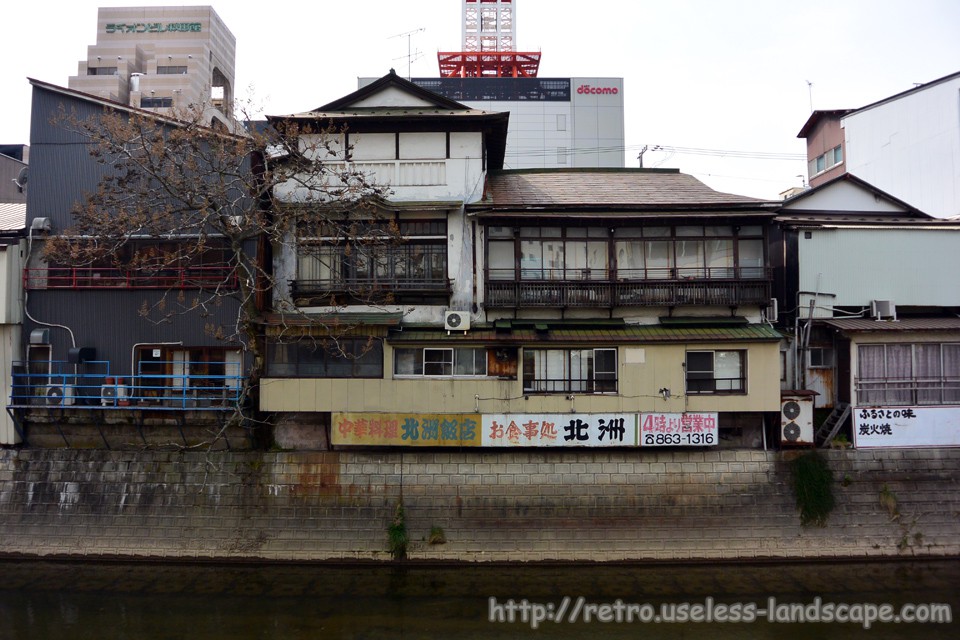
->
<box><xmin>0</xmin><ymin>448</ymin><xmax>957</xmax><ymax>561</ymax></box>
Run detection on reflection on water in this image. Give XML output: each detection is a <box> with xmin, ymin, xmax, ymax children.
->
<box><xmin>0</xmin><ymin>559</ymin><xmax>956</xmax><ymax>639</ymax></box>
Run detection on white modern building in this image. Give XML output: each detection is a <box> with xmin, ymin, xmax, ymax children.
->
<box><xmin>798</xmin><ymin>70</ymin><xmax>960</xmax><ymax>219</ymax></box>
<box><xmin>361</xmin><ymin>76</ymin><xmax>625</xmax><ymax>169</ymax></box>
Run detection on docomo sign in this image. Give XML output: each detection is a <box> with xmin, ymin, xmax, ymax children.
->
<box><xmin>577</xmin><ymin>84</ymin><xmax>620</xmax><ymax>95</ymax></box>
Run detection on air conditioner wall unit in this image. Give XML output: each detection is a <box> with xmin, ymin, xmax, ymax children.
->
<box><xmin>871</xmin><ymin>299</ymin><xmax>896</xmax><ymax>320</ymax></box>
<box><xmin>764</xmin><ymin>297</ymin><xmax>779</xmax><ymax>323</ymax></box>
<box><xmin>780</xmin><ymin>392</ymin><xmax>815</xmax><ymax>446</ymax></box>
<box><xmin>45</xmin><ymin>384</ymin><xmax>75</xmax><ymax>406</ymax></box>
<box><xmin>444</xmin><ymin>310</ymin><xmax>470</xmax><ymax>331</ymax></box>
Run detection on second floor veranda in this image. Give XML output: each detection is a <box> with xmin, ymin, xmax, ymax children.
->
<box><xmin>483</xmin><ymin>222</ymin><xmax>772</xmax><ymax>309</ymax></box>
<box><xmin>485</xmin><ymin>266</ymin><xmax>772</xmax><ymax>308</ymax></box>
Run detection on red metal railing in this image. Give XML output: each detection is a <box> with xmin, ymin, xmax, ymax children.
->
<box><xmin>24</xmin><ymin>266</ymin><xmax>239</xmax><ymax>290</ymax></box>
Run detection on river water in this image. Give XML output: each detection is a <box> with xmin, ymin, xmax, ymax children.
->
<box><xmin>0</xmin><ymin>559</ymin><xmax>956</xmax><ymax>639</ymax></box>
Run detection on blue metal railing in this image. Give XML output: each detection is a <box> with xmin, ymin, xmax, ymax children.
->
<box><xmin>9</xmin><ymin>360</ymin><xmax>243</xmax><ymax>411</ymax></box>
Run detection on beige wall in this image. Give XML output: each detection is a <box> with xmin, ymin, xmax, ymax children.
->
<box><xmin>260</xmin><ymin>341</ymin><xmax>782</xmax><ymax>414</ymax></box>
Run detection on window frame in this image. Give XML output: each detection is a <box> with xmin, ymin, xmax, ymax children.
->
<box><xmin>685</xmin><ymin>350</ymin><xmax>747</xmax><ymax>395</ymax></box>
<box><xmin>393</xmin><ymin>347</ymin><xmax>488</xmax><ymax>378</ymax></box>
<box><xmin>856</xmin><ymin>342</ymin><xmax>960</xmax><ymax>406</ymax></box>
<box><xmin>265</xmin><ymin>337</ymin><xmax>384</xmax><ymax>379</ymax></box>
<box><xmin>522</xmin><ymin>347</ymin><xmax>618</xmax><ymax>394</ymax></box>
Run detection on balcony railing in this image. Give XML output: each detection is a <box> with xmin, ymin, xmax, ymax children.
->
<box><xmin>291</xmin><ymin>276</ymin><xmax>451</xmax><ymax>300</ymax></box>
<box><xmin>9</xmin><ymin>361</ymin><xmax>242</xmax><ymax>411</ymax></box>
<box><xmin>24</xmin><ymin>266</ymin><xmax>238</xmax><ymax>291</ymax></box>
<box><xmin>855</xmin><ymin>377</ymin><xmax>960</xmax><ymax>406</ymax></box>
<box><xmin>485</xmin><ymin>267</ymin><xmax>772</xmax><ymax>308</ymax></box>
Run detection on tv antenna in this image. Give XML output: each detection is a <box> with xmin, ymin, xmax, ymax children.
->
<box><xmin>390</xmin><ymin>28</ymin><xmax>425</xmax><ymax>80</ymax></box>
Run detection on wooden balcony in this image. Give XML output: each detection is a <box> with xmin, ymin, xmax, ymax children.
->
<box><xmin>485</xmin><ymin>267</ymin><xmax>772</xmax><ymax>308</ymax></box>
<box><xmin>291</xmin><ymin>276</ymin><xmax>452</xmax><ymax>303</ymax></box>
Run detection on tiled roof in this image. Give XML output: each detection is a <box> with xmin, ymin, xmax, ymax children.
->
<box><xmin>475</xmin><ymin>169</ymin><xmax>777</xmax><ymax>211</ymax></box>
<box><xmin>822</xmin><ymin>318</ymin><xmax>960</xmax><ymax>332</ymax></box>
<box><xmin>389</xmin><ymin>324</ymin><xmax>783</xmax><ymax>344</ymax></box>
<box><xmin>0</xmin><ymin>202</ymin><xmax>26</xmax><ymax>232</ymax></box>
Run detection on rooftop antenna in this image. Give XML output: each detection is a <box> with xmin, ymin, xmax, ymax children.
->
<box><xmin>806</xmin><ymin>80</ymin><xmax>813</xmax><ymax>112</ymax></box>
<box><xmin>390</xmin><ymin>27</ymin><xmax>425</xmax><ymax>80</ymax></box>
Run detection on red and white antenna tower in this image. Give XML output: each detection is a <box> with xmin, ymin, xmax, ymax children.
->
<box><xmin>438</xmin><ymin>0</ymin><xmax>541</xmax><ymax>78</ymax></box>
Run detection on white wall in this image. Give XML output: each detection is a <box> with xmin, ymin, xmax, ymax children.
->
<box><xmin>798</xmin><ymin>227</ymin><xmax>960</xmax><ymax>308</ymax></box>
<box><xmin>843</xmin><ymin>77</ymin><xmax>960</xmax><ymax>218</ymax></box>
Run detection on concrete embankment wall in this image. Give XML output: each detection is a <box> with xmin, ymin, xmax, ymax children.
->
<box><xmin>0</xmin><ymin>448</ymin><xmax>957</xmax><ymax>562</ymax></box>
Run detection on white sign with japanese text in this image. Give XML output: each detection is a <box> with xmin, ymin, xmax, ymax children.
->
<box><xmin>482</xmin><ymin>414</ymin><xmax>638</xmax><ymax>447</ymax></box>
<box><xmin>639</xmin><ymin>412</ymin><xmax>718</xmax><ymax>447</ymax></box>
<box><xmin>854</xmin><ymin>406</ymin><xmax>960</xmax><ymax>448</ymax></box>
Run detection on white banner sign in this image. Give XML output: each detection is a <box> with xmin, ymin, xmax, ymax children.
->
<box><xmin>854</xmin><ymin>406</ymin><xmax>960</xmax><ymax>448</ymax></box>
<box><xmin>482</xmin><ymin>414</ymin><xmax>638</xmax><ymax>447</ymax></box>
<box><xmin>639</xmin><ymin>412</ymin><xmax>718</xmax><ymax>447</ymax></box>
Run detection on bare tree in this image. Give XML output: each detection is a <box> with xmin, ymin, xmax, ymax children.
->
<box><xmin>43</xmin><ymin>101</ymin><xmax>395</xmax><ymax>434</ymax></box>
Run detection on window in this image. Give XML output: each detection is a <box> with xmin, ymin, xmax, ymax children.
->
<box><xmin>87</xmin><ymin>66</ymin><xmax>118</xmax><ymax>76</ymax></box>
<box><xmin>157</xmin><ymin>66</ymin><xmax>188</xmax><ymax>75</ymax></box>
<box><xmin>809</xmin><ymin>144</ymin><xmax>843</xmax><ymax>177</ymax></box>
<box><xmin>857</xmin><ymin>343</ymin><xmax>960</xmax><ymax>406</ymax></box>
<box><xmin>808</xmin><ymin>347</ymin><xmax>835</xmax><ymax>368</ymax></box>
<box><xmin>140</xmin><ymin>97</ymin><xmax>173</xmax><ymax>108</ymax></box>
<box><xmin>686</xmin><ymin>350</ymin><xmax>746</xmax><ymax>394</ymax></box>
<box><xmin>266</xmin><ymin>338</ymin><xmax>383</xmax><ymax>378</ymax></box>
<box><xmin>394</xmin><ymin>347</ymin><xmax>487</xmax><ymax>377</ymax></box>
<box><xmin>523</xmin><ymin>348</ymin><xmax>617</xmax><ymax>394</ymax></box>
<box><xmin>297</xmin><ymin>218</ymin><xmax>448</xmax><ymax>296</ymax></box>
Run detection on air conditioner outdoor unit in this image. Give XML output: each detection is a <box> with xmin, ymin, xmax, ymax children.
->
<box><xmin>764</xmin><ymin>297</ymin><xmax>779</xmax><ymax>323</ymax></box>
<box><xmin>780</xmin><ymin>393</ymin><xmax>814</xmax><ymax>446</ymax></box>
<box><xmin>871</xmin><ymin>299</ymin><xmax>896</xmax><ymax>320</ymax></box>
<box><xmin>444</xmin><ymin>311</ymin><xmax>470</xmax><ymax>331</ymax></box>
<box><xmin>45</xmin><ymin>384</ymin><xmax>75</xmax><ymax>406</ymax></box>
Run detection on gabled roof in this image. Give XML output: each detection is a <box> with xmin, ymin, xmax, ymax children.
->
<box><xmin>266</xmin><ymin>70</ymin><xmax>510</xmax><ymax>171</ymax></box>
<box><xmin>846</xmin><ymin>69</ymin><xmax>960</xmax><ymax>118</ymax></box>
<box><xmin>777</xmin><ymin>173</ymin><xmax>940</xmax><ymax>224</ymax></box>
<box><xmin>796</xmin><ymin>109</ymin><xmax>853</xmax><ymax>138</ymax></box>
<box><xmin>322</xmin><ymin>69</ymin><xmax>472</xmax><ymax>112</ymax></box>
<box><xmin>470</xmin><ymin>168</ymin><xmax>777</xmax><ymax>216</ymax></box>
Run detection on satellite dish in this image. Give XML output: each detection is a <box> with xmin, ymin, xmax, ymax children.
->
<box><xmin>14</xmin><ymin>166</ymin><xmax>28</xmax><ymax>191</ymax></box>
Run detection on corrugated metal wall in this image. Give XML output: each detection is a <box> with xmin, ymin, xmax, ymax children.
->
<box><xmin>798</xmin><ymin>228</ymin><xmax>960</xmax><ymax>308</ymax></box>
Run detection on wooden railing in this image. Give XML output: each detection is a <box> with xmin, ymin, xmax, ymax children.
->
<box><xmin>485</xmin><ymin>267</ymin><xmax>772</xmax><ymax>308</ymax></box>
<box><xmin>291</xmin><ymin>276</ymin><xmax>451</xmax><ymax>298</ymax></box>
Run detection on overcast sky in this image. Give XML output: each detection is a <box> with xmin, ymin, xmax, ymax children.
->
<box><xmin>3</xmin><ymin>0</ymin><xmax>958</xmax><ymax>200</ymax></box>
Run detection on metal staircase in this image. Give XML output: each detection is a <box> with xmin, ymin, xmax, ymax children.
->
<box><xmin>816</xmin><ymin>402</ymin><xmax>851</xmax><ymax>447</ymax></box>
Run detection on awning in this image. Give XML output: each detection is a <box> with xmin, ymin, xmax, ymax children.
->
<box><xmin>821</xmin><ymin>317</ymin><xmax>960</xmax><ymax>333</ymax></box>
<box><xmin>388</xmin><ymin>324</ymin><xmax>783</xmax><ymax>344</ymax></box>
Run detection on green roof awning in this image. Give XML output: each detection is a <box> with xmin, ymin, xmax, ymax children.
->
<box><xmin>388</xmin><ymin>324</ymin><xmax>783</xmax><ymax>344</ymax></box>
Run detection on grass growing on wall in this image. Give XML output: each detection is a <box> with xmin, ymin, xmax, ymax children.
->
<box><xmin>388</xmin><ymin>501</ymin><xmax>409</xmax><ymax>561</ymax></box>
<box><xmin>791</xmin><ymin>451</ymin><xmax>836</xmax><ymax>527</ymax></box>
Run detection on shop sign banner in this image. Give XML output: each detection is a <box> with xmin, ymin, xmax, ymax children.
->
<box><xmin>854</xmin><ymin>407</ymin><xmax>960</xmax><ymax>448</ymax></box>
<box><xmin>332</xmin><ymin>413</ymin><xmax>481</xmax><ymax>447</ymax></box>
<box><xmin>482</xmin><ymin>414</ymin><xmax>638</xmax><ymax>447</ymax></box>
<box><xmin>640</xmin><ymin>412</ymin><xmax>718</xmax><ymax>447</ymax></box>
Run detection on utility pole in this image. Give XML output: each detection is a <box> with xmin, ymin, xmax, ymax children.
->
<box><xmin>637</xmin><ymin>145</ymin><xmax>649</xmax><ymax>168</ymax></box>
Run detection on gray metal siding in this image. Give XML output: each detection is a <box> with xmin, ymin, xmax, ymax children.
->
<box><xmin>23</xmin><ymin>289</ymin><xmax>244</xmax><ymax>375</ymax></box>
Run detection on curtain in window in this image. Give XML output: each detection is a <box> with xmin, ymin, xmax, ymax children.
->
<box><xmin>704</xmin><ymin>239</ymin><xmax>734</xmax><ymax>278</ymax></box>
<box><xmin>943</xmin><ymin>344</ymin><xmax>960</xmax><ymax>403</ymax></box>
<box><xmin>885</xmin><ymin>344</ymin><xmax>913</xmax><ymax>404</ymax></box>
<box><xmin>615</xmin><ymin>241</ymin><xmax>644</xmax><ymax>279</ymax></box>
<box><xmin>645</xmin><ymin>240</ymin><xmax>672</xmax><ymax>279</ymax></box>
<box><xmin>915</xmin><ymin>344</ymin><xmax>942</xmax><ymax>405</ymax></box>
<box><xmin>675</xmin><ymin>240</ymin><xmax>704</xmax><ymax>278</ymax></box>
<box><xmin>738</xmin><ymin>239</ymin><xmax>764</xmax><ymax>278</ymax></box>
<box><xmin>858</xmin><ymin>345</ymin><xmax>886</xmax><ymax>405</ymax></box>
